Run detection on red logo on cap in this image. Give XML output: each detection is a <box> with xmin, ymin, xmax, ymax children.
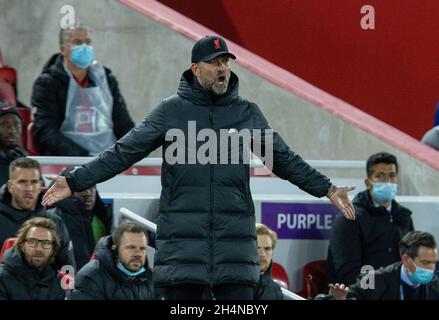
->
<box><xmin>214</xmin><ymin>39</ymin><xmax>221</xmax><ymax>49</ymax></box>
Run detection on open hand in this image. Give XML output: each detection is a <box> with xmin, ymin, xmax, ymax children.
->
<box><xmin>328</xmin><ymin>185</ymin><xmax>356</xmax><ymax>220</ymax></box>
<box><xmin>41</xmin><ymin>175</ymin><xmax>72</xmax><ymax>207</ymax></box>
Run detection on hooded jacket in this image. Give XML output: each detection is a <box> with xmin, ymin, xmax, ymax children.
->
<box><xmin>53</xmin><ymin>192</ymin><xmax>112</xmax><ymax>270</ymax></box>
<box><xmin>254</xmin><ymin>262</ymin><xmax>283</xmax><ymax>300</ymax></box>
<box><xmin>348</xmin><ymin>261</ymin><xmax>439</xmax><ymax>300</ymax></box>
<box><xmin>69</xmin><ymin>236</ymin><xmax>154</xmax><ymax>300</ymax></box>
<box><xmin>65</xmin><ymin>69</ymin><xmax>332</xmax><ymax>288</ymax></box>
<box><xmin>31</xmin><ymin>53</ymin><xmax>134</xmax><ymax>156</ymax></box>
<box><xmin>0</xmin><ymin>144</ymin><xmax>28</xmax><ymax>187</ymax></box>
<box><xmin>0</xmin><ymin>185</ymin><xmax>75</xmax><ymax>270</ymax></box>
<box><xmin>328</xmin><ymin>189</ymin><xmax>414</xmax><ymax>285</ymax></box>
<box><xmin>0</xmin><ymin>246</ymin><xmax>66</xmax><ymax>300</ymax></box>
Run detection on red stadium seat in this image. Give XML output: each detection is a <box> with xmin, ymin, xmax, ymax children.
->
<box><xmin>0</xmin><ymin>237</ymin><xmax>17</xmax><ymax>263</ymax></box>
<box><xmin>17</xmin><ymin>106</ymin><xmax>31</xmax><ymax>148</ymax></box>
<box><xmin>302</xmin><ymin>260</ymin><xmax>328</xmax><ymax>298</ymax></box>
<box><xmin>0</xmin><ymin>65</ymin><xmax>18</xmax><ymax>110</ymax></box>
<box><xmin>0</xmin><ymin>66</ymin><xmax>17</xmax><ymax>90</ymax></box>
<box><xmin>26</xmin><ymin>122</ymin><xmax>39</xmax><ymax>155</ymax></box>
<box><xmin>0</xmin><ymin>78</ymin><xmax>16</xmax><ymax>106</ymax></box>
<box><xmin>272</xmin><ymin>261</ymin><xmax>289</xmax><ymax>289</ymax></box>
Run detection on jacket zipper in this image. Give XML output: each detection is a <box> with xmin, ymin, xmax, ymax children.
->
<box><xmin>209</xmin><ymin>107</ymin><xmax>214</xmax><ymax>287</ymax></box>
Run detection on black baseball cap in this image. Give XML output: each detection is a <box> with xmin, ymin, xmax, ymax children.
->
<box><xmin>0</xmin><ymin>101</ymin><xmax>21</xmax><ymax>119</ymax></box>
<box><xmin>191</xmin><ymin>36</ymin><xmax>236</xmax><ymax>63</ymax></box>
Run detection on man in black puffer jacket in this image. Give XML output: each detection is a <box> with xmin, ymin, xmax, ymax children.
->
<box><xmin>0</xmin><ymin>217</ymin><xmax>66</xmax><ymax>300</ymax></box>
<box><xmin>328</xmin><ymin>152</ymin><xmax>414</xmax><ymax>286</ymax></box>
<box><xmin>31</xmin><ymin>24</ymin><xmax>134</xmax><ymax>156</ymax></box>
<box><xmin>69</xmin><ymin>222</ymin><xmax>154</xmax><ymax>300</ymax></box>
<box><xmin>254</xmin><ymin>223</ymin><xmax>283</xmax><ymax>300</ymax></box>
<box><xmin>43</xmin><ymin>35</ymin><xmax>356</xmax><ymax>300</ymax></box>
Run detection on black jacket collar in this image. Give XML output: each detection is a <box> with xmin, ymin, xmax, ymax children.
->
<box><xmin>94</xmin><ymin>236</ymin><xmax>151</xmax><ymax>283</ymax></box>
<box><xmin>1</xmin><ymin>246</ymin><xmax>58</xmax><ymax>286</ymax></box>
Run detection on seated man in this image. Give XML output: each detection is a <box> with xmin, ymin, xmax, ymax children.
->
<box><xmin>53</xmin><ymin>168</ymin><xmax>112</xmax><ymax>269</ymax></box>
<box><xmin>69</xmin><ymin>222</ymin><xmax>154</xmax><ymax>300</ymax></box>
<box><xmin>330</xmin><ymin>231</ymin><xmax>439</xmax><ymax>300</ymax></box>
<box><xmin>0</xmin><ymin>157</ymin><xmax>75</xmax><ymax>269</ymax></box>
<box><xmin>0</xmin><ymin>101</ymin><xmax>27</xmax><ymax>187</ymax></box>
<box><xmin>31</xmin><ymin>23</ymin><xmax>134</xmax><ymax>156</ymax></box>
<box><xmin>0</xmin><ymin>217</ymin><xmax>66</xmax><ymax>300</ymax></box>
<box><xmin>254</xmin><ymin>223</ymin><xmax>283</xmax><ymax>300</ymax></box>
<box><xmin>328</xmin><ymin>152</ymin><xmax>414</xmax><ymax>285</ymax></box>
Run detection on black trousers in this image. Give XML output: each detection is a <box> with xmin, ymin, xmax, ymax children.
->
<box><xmin>164</xmin><ymin>283</ymin><xmax>254</xmax><ymax>300</ymax></box>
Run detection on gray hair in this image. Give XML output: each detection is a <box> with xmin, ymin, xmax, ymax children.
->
<box><xmin>59</xmin><ymin>22</ymin><xmax>91</xmax><ymax>46</ymax></box>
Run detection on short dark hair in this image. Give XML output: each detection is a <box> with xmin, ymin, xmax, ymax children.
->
<box><xmin>399</xmin><ymin>231</ymin><xmax>436</xmax><ymax>259</ymax></box>
<box><xmin>112</xmin><ymin>222</ymin><xmax>148</xmax><ymax>248</ymax></box>
<box><xmin>9</xmin><ymin>157</ymin><xmax>41</xmax><ymax>178</ymax></box>
<box><xmin>366</xmin><ymin>152</ymin><xmax>398</xmax><ymax>177</ymax></box>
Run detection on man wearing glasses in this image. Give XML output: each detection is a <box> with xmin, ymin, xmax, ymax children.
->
<box><xmin>0</xmin><ymin>217</ymin><xmax>66</xmax><ymax>300</ymax></box>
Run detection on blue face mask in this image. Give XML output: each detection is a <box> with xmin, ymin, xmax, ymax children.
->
<box><xmin>409</xmin><ymin>261</ymin><xmax>434</xmax><ymax>285</ymax></box>
<box><xmin>70</xmin><ymin>44</ymin><xmax>94</xmax><ymax>69</ymax></box>
<box><xmin>370</xmin><ymin>182</ymin><xmax>397</xmax><ymax>203</ymax></box>
<box><xmin>117</xmin><ymin>262</ymin><xmax>146</xmax><ymax>277</ymax></box>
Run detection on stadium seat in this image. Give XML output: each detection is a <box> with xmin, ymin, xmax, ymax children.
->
<box><xmin>17</xmin><ymin>106</ymin><xmax>31</xmax><ymax>148</ymax></box>
<box><xmin>272</xmin><ymin>261</ymin><xmax>289</xmax><ymax>289</ymax></box>
<box><xmin>26</xmin><ymin>122</ymin><xmax>39</xmax><ymax>155</ymax></box>
<box><xmin>0</xmin><ymin>78</ymin><xmax>16</xmax><ymax>106</ymax></box>
<box><xmin>0</xmin><ymin>237</ymin><xmax>17</xmax><ymax>263</ymax></box>
<box><xmin>301</xmin><ymin>260</ymin><xmax>328</xmax><ymax>299</ymax></box>
<box><xmin>0</xmin><ymin>64</ymin><xmax>18</xmax><ymax>108</ymax></box>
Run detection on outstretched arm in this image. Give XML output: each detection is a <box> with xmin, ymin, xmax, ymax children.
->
<box><xmin>251</xmin><ymin>103</ymin><xmax>356</xmax><ymax>220</ymax></box>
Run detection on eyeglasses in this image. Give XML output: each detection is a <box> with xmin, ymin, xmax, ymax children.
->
<box><xmin>25</xmin><ymin>238</ymin><xmax>53</xmax><ymax>249</ymax></box>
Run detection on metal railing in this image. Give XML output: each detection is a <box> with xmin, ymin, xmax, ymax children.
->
<box><xmin>31</xmin><ymin>156</ymin><xmax>365</xmax><ymax>170</ymax></box>
<box><xmin>120</xmin><ymin>207</ymin><xmax>157</xmax><ymax>233</ymax></box>
<box><xmin>119</xmin><ymin>207</ymin><xmax>306</xmax><ymax>300</ymax></box>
